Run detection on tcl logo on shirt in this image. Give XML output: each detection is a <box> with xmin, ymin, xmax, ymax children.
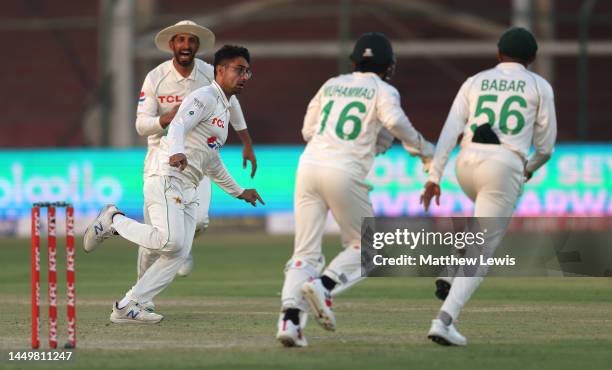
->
<box><xmin>211</xmin><ymin>117</ymin><xmax>225</xmax><ymax>128</ymax></box>
<box><xmin>158</xmin><ymin>96</ymin><xmax>183</xmax><ymax>103</ymax></box>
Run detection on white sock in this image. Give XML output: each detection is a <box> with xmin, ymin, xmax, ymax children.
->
<box><xmin>281</xmin><ymin>259</ymin><xmax>320</xmax><ymax>312</ymax></box>
<box><xmin>118</xmin><ymin>296</ymin><xmax>132</xmax><ymax>309</ymax></box>
<box><xmin>324</xmin><ymin>246</ymin><xmax>361</xmax><ymax>285</ymax></box>
<box><xmin>440</xmin><ymin>277</ymin><xmax>484</xmax><ymax>321</ymax></box>
<box><xmin>112</xmin><ymin>214</ymin><xmax>127</xmax><ymax>226</ymax></box>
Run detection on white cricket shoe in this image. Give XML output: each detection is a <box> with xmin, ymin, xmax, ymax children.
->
<box><xmin>140</xmin><ymin>301</ymin><xmax>155</xmax><ymax>313</ymax></box>
<box><xmin>110</xmin><ymin>301</ymin><xmax>163</xmax><ymax>324</ymax></box>
<box><xmin>176</xmin><ymin>253</ymin><xmax>194</xmax><ymax>277</ymax></box>
<box><xmin>83</xmin><ymin>204</ymin><xmax>122</xmax><ymax>253</ymax></box>
<box><xmin>276</xmin><ymin>319</ymin><xmax>308</xmax><ymax>347</ymax></box>
<box><xmin>427</xmin><ymin>319</ymin><xmax>467</xmax><ymax>346</ymax></box>
<box><xmin>302</xmin><ymin>279</ymin><xmax>336</xmax><ymax>331</ymax></box>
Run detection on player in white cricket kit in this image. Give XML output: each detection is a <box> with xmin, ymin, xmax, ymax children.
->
<box><xmin>136</xmin><ymin>21</ymin><xmax>257</xmax><ymax>285</ymax></box>
<box><xmin>83</xmin><ymin>45</ymin><xmax>264</xmax><ymax>324</ymax></box>
<box><xmin>421</xmin><ymin>27</ymin><xmax>557</xmax><ymax>346</ymax></box>
<box><xmin>276</xmin><ymin>33</ymin><xmax>434</xmax><ymax>347</ymax></box>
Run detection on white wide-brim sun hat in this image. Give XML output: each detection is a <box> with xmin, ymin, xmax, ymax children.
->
<box><xmin>154</xmin><ymin>20</ymin><xmax>215</xmax><ymax>54</ymax></box>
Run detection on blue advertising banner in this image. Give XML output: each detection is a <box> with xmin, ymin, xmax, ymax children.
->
<box><xmin>0</xmin><ymin>144</ymin><xmax>610</xmax><ymax>232</ymax></box>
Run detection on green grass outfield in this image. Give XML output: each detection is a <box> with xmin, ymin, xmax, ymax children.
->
<box><xmin>1</xmin><ymin>232</ymin><xmax>611</xmax><ymax>370</ymax></box>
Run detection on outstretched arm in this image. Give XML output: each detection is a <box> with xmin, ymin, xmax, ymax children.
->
<box><xmin>205</xmin><ymin>152</ymin><xmax>265</xmax><ymax>207</ymax></box>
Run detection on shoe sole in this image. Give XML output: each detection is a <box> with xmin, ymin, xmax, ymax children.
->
<box><xmin>427</xmin><ymin>329</ymin><xmax>466</xmax><ymax>346</ymax></box>
<box><xmin>83</xmin><ymin>206</ymin><xmax>112</xmax><ymax>253</ymax></box>
<box><xmin>277</xmin><ymin>334</ymin><xmax>297</xmax><ymax>347</ymax></box>
<box><xmin>277</xmin><ymin>333</ymin><xmax>307</xmax><ymax>348</ymax></box>
<box><xmin>82</xmin><ymin>225</ymin><xmax>101</xmax><ymax>253</ymax></box>
<box><xmin>110</xmin><ymin>316</ymin><xmax>163</xmax><ymax>325</ymax></box>
<box><xmin>302</xmin><ymin>284</ymin><xmax>335</xmax><ymax>332</ymax></box>
<box><xmin>428</xmin><ymin>334</ymin><xmax>453</xmax><ymax>346</ymax></box>
<box><xmin>435</xmin><ymin>279</ymin><xmax>451</xmax><ymax>301</ymax></box>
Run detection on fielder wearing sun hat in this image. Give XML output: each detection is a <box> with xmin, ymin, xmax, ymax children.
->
<box><xmin>497</xmin><ymin>27</ymin><xmax>538</xmax><ymax>61</ymax></box>
<box><xmin>154</xmin><ymin>20</ymin><xmax>215</xmax><ymax>54</ymax></box>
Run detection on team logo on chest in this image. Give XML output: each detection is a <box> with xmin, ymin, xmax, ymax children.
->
<box><xmin>207</xmin><ymin>136</ymin><xmax>222</xmax><ymax>150</ymax></box>
<box><xmin>158</xmin><ymin>95</ymin><xmax>183</xmax><ymax>104</ymax></box>
<box><xmin>211</xmin><ymin>117</ymin><xmax>225</xmax><ymax>128</ymax></box>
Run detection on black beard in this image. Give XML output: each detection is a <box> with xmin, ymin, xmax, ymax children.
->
<box><xmin>177</xmin><ymin>58</ymin><xmax>193</xmax><ymax>67</ymax></box>
<box><xmin>174</xmin><ymin>50</ymin><xmax>194</xmax><ymax>67</ymax></box>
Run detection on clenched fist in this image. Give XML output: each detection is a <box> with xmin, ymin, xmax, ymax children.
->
<box><xmin>169</xmin><ymin>153</ymin><xmax>187</xmax><ymax>171</ymax></box>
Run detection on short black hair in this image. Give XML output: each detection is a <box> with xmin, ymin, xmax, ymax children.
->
<box><xmin>213</xmin><ymin>45</ymin><xmax>250</xmax><ymax>76</ymax></box>
<box><xmin>497</xmin><ymin>27</ymin><xmax>538</xmax><ymax>62</ymax></box>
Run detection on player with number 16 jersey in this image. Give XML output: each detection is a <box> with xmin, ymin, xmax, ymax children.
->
<box><xmin>276</xmin><ymin>32</ymin><xmax>434</xmax><ymax>348</ymax></box>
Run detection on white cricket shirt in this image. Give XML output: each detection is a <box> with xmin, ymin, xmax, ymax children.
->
<box><xmin>429</xmin><ymin>62</ymin><xmax>557</xmax><ymax>184</ymax></box>
<box><xmin>153</xmin><ymin>81</ymin><xmax>244</xmax><ymax>197</ymax></box>
<box><xmin>300</xmin><ymin>72</ymin><xmax>433</xmax><ymax>179</ymax></box>
<box><xmin>136</xmin><ymin>59</ymin><xmax>247</xmax><ymax>178</ymax></box>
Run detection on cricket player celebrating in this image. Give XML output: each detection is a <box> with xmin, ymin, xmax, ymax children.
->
<box><xmin>136</xmin><ymin>20</ymin><xmax>257</xmax><ymax>285</ymax></box>
<box><xmin>421</xmin><ymin>27</ymin><xmax>557</xmax><ymax>346</ymax></box>
<box><xmin>83</xmin><ymin>45</ymin><xmax>264</xmax><ymax>324</ymax></box>
<box><xmin>277</xmin><ymin>32</ymin><xmax>434</xmax><ymax>347</ymax></box>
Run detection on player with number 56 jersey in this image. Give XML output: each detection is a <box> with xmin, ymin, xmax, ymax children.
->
<box><xmin>421</xmin><ymin>27</ymin><xmax>557</xmax><ymax>347</ymax></box>
<box><xmin>428</xmin><ymin>37</ymin><xmax>557</xmax><ymax>184</ymax></box>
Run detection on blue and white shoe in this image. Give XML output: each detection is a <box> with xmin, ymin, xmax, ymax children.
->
<box><xmin>140</xmin><ymin>301</ymin><xmax>156</xmax><ymax>313</ymax></box>
<box><xmin>83</xmin><ymin>204</ymin><xmax>122</xmax><ymax>253</ymax></box>
<box><xmin>110</xmin><ymin>301</ymin><xmax>163</xmax><ymax>324</ymax></box>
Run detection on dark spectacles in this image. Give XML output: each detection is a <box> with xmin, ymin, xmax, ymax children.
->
<box><xmin>228</xmin><ymin>65</ymin><xmax>253</xmax><ymax>78</ymax></box>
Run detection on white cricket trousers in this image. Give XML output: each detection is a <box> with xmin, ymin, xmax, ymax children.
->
<box><xmin>136</xmin><ymin>176</ymin><xmax>210</xmax><ymax>278</ymax></box>
<box><xmin>442</xmin><ymin>143</ymin><xmax>524</xmax><ymax>321</ymax></box>
<box><xmin>281</xmin><ymin>163</ymin><xmax>373</xmax><ymax>311</ymax></box>
<box><xmin>112</xmin><ymin>175</ymin><xmax>198</xmax><ymax>303</ymax></box>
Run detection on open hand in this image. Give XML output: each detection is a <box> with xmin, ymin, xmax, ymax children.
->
<box><xmin>420</xmin><ymin>181</ymin><xmax>441</xmax><ymax>212</ymax></box>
